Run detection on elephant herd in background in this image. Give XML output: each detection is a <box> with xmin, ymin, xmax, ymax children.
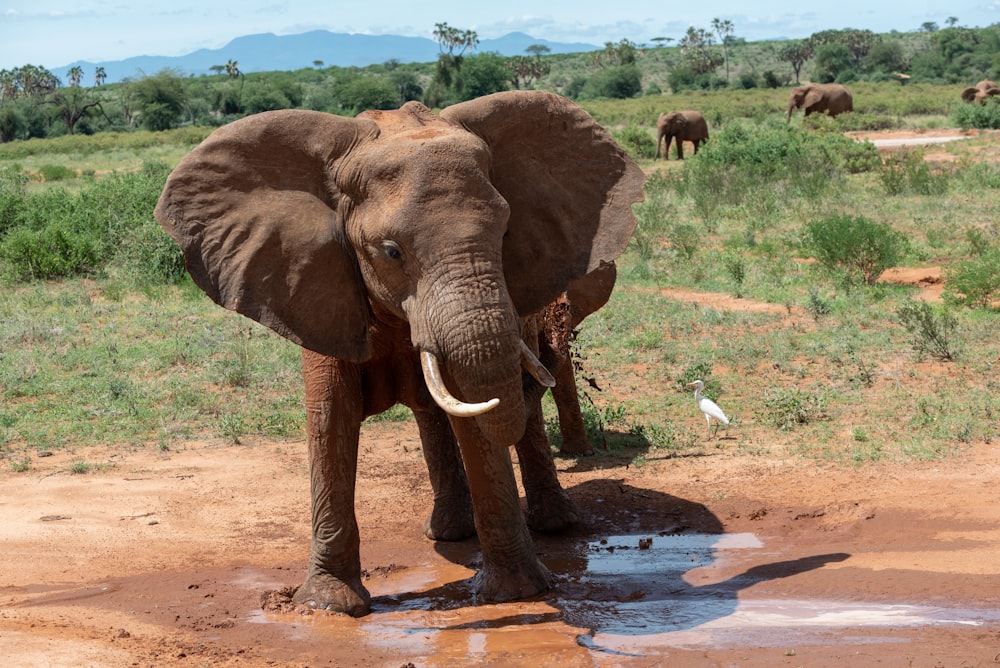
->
<box><xmin>659</xmin><ymin>78</ymin><xmax>993</xmax><ymax>162</ymax></box>
<box><xmin>655</xmin><ymin>82</ymin><xmax>855</xmax><ymax>160</ymax></box>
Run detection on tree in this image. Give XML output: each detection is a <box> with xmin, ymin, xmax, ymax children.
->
<box><xmin>864</xmin><ymin>41</ymin><xmax>906</xmax><ymax>75</ymax></box>
<box><xmin>592</xmin><ymin>39</ymin><xmax>638</xmax><ymax>68</ymax></box>
<box><xmin>711</xmin><ymin>18</ymin><xmax>736</xmax><ymax>82</ymax></box>
<box><xmin>921</xmin><ymin>21</ymin><xmax>939</xmax><ymax>32</ymax></box>
<box><xmin>67</xmin><ymin>66</ymin><xmax>83</xmax><ymax>87</ymax></box>
<box><xmin>130</xmin><ymin>69</ymin><xmax>187</xmax><ymax>131</ymax></box>
<box><xmin>946</xmin><ymin>16</ymin><xmax>959</xmax><ymax>27</ymax></box>
<box><xmin>778</xmin><ymin>39</ymin><xmax>813</xmax><ymax>84</ymax></box>
<box><xmin>224</xmin><ymin>59</ymin><xmax>241</xmax><ymax>79</ymax></box>
<box><xmin>508</xmin><ymin>45</ymin><xmax>551</xmax><ymax>90</ymax></box>
<box><xmin>814</xmin><ymin>43</ymin><xmax>854</xmax><ymax>83</ymax></box>
<box><xmin>679</xmin><ymin>27</ymin><xmax>723</xmax><ymax>75</ymax></box>
<box><xmin>427</xmin><ymin>22</ymin><xmax>479</xmax><ymax>107</ymax></box>
<box><xmin>46</xmin><ymin>84</ymin><xmax>109</xmax><ymax>134</ymax></box>
<box><xmin>94</xmin><ymin>67</ymin><xmax>106</xmax><ymax>86</ymax></box>
<box><xmin>460</xmin><ymin>52</ymin><xmax>510</xmax><ymax>100</ymax></box>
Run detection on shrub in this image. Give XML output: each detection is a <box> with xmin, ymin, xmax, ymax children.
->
<box><xmin>613</xmin><ymin>126</ymin><xmax>656</xmax><ymax>160</ymax></box>
<box><xmin>803</xmin><ymin>214</ymin><xmax>909</xmax><ymax>285</ymax></box>
<box><xmin>111</xmin><ymin>220</ymin><xmax>187</xmax><ymax>285</ymax></box>
<box><xmin>943</xmin><ymin>248</ymin><xmax>1000</xmax><ymax>309</ymax></box>
<box><xmin>0</xmin><ymin>224</ymin><xmax>99</xmax><ymax>281</ymax></box>
<box><xmin>36</xmin><ymin>164</ymin><xmax>78</xmax><ymax>182</ymax></box>
<box><xmin>0</xmin><ymin>167</ymin><xmax>27</xmax><ymax>234</ymax></box>
<box><xmin>878</xmin><ymin>148</ymin><xmax>949</xmax><ymax>195</ymax></box>
<box><xmin>579</xmin><ymin>65</ymin><xmax>643</xmax><ymax>100</ymax></box>
<box><xmin>760</xmin><ymin>388</ymin><xmax>827</xmax><ymax>429</ymax></box>
<box><xmin>896</xmin><ymin>301</ymin><xmax>960</xmax><ymax>361</ymax></box>
<box><xmin>666</xmin><ymin>223</ymin><xmax>700</xmax><ymax>260</ymax></box>
<box><xmin>952</xmin><ymin>97</ymin><xmax>1000</xmax><ymax>129</ymax></box>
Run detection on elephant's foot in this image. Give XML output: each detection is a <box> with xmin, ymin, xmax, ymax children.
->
<box><xmin>292</xmin><ymin>572</ymin><xmax>371</xmax><ymax>617</ymax></box>
<box><xmin>527</xmin><ymin>487</ymin><xmax>580</xmax><ymax>534</ymax></box>
<box><xmin>558</xmin><ymin>434</ymin><xmax>595</xmax><ymax>456</ymax></box>
<box><xmin>472</xmin><ymin>557</ymin><xmax>551</xmax><ymax>604</ymax></box>
<box><xmin>423</xmin><ymin>497</ymin><xmax>476</xmax><ymax>541</ymax></box>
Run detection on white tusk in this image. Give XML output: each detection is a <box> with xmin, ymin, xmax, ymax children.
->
<box><xmin>519</xmin><ymin>340</ymin><xmax>556</xmax><ymax>388</ymax></box>
<box><xmin>420</xmin><ymin>350</ymin><xmax>500</xmax><ymax>417</ymax></box>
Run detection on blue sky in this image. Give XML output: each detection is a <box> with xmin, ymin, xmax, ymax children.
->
<box><xmin>2</xmin><ymin>1</ymin><xmax>999</xmax><ymax>71</ymax></box>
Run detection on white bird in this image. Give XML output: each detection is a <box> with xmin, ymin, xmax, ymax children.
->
<box><xmin>686</xmin><ymin>379</ymin><xmax>729</xmax><ymax>437</ymax></box>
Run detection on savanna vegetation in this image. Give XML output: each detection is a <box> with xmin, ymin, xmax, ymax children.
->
<box><xmin>1</xmin><ymin>19</ymin><xmax>998</xmax><ymax>475</ymax></box>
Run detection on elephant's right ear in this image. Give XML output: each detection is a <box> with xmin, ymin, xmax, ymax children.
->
<box><xmin>154</xmin><ymin>110</ymin><xmax>375</xmax><ymax>361</ymax></box>
<box><xmin>961</xmin><ymin>87</ymin><xmax>979</xmax><ymax>103</ymax></box>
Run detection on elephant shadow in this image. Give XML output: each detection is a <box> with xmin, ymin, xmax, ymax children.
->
<box><xmin>378</xmin><ymin>479</ymin><xmax>849</xmax><ymax>652</ymax></box>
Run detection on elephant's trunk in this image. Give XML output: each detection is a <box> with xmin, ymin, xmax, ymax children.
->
<box><xmin>410</xmin><ymin>260</ymin><xmax>532</xmax><ymax>448</ymax></box>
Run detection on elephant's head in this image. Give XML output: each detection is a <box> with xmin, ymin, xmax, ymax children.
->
<box><xmin>786</xmin><ymin>86</ymin><xmax>815</xmax><ymax>120</ymax></box>
<box><xmin>155</xmin><ymin>92</ymin><xmax>643</xmax><ymax>448</ymax></box>
<box><xmin>660</xmin><ymin>112</ymin><xmax>687</xmax><ymax>135</ymax></box>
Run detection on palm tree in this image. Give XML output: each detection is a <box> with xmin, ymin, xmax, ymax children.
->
<box><xmin>68</xmin><ymin>66</ymin><xmax>83</xmax><ymax>87</ymax></box>
<box><xmin>224</xmin><ymin>59</ymin><xmax>241</xmax><ymax>79</ymax></box>
<box><xmin>94</xmin><ymin>67</ymin><xmax>107</xmax><ymax>86</ymax></box>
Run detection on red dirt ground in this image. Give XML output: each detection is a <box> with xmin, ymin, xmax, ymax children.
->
<box><xmin>2</xmin><ymin>130</ymin><xmax>998</xmax><ymax>667</ymax></box>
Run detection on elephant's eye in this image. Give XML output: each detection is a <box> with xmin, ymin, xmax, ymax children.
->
<box><xmin>382</xmin><ymin>240</ymin><xmax>402</xmax><ymax>261</ymax></box>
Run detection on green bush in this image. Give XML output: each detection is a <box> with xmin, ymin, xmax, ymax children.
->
<box><xmin>0</xmin><ymin>161</ymin><xmax>170</xmax><ymax>283</ymax></box>
<box><xmin>579</xmin><ymin>65</ymin><xmax>643</xmax><ymax>100</ymax></box>
<box><xmin>675</xmin><ymin>119</ymin><xmax>880</xmax><ymax>217</ymax></box>
<box><xmin>760</xmin><ymin>387</ymin><xmax>828</xmax><ymax>430</ymax></box>
<box><xmin>896</xmin><ymin>301</ymin><xmax>960</xmax><ymax>361</ymax></box>
<box><xmin>803</xmin><ymin>214</ymin><xmax>910</xmax><ymax>285</ymax></box>
<box><xmin>943</xmin><ymin>248</ymin><xmax>1000</xmax><ymax>309</ymax></box>
<box><xmin>952</xmin><ymin>97</ymin><xmax>1000</xmax><ymax>129</ymax></box>
<box><xmin>878</xmin><ymin>148</ymin><xmax>949</xmax><ymax>195</ymax></box>
<box><xmin>0</xmin><ymin>167</ymin><xmax>27</xmax><ymax>234</ymax></box>
<box><xmin>111</xmin><ymin>220</ymin><xmax>187</xmax><ymax>285</ymax></box>
<box><xmin>613</xmin><ymin>125</ymin><xmax>656</xmax><ymax>160</ymax></box>
<box><xmin>0</xmin><ymin>224</ymin><xmax>99</xmax><ymax>281</ymax></box>
<box><xmin>37</xmin><ymin>164</ymin><xmax>78</xmax><ymax>182</ymax></box>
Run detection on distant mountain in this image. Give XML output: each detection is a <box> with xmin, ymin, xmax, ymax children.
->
<box><xmin>51</xmin><ymin>30</ymin><xmax>601</xmax><ymax>84</ymax></box>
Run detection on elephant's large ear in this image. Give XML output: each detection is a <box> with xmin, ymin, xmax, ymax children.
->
<box><xmin>440</xmin><ymin>91</ymin><xmax>644</xmax><ymax>315</ymax></box>
<box><xmin>154</xmin><ymin>110</ymin><xmax>375</xmax><ymax>360</ymax></box>
<box><xmin>803</xmin><ymin>88</ymin><xmax>825</xmax><ymax>109</ymax></box>
<box><xmin>961</xmin><ymin>87</ymin><xmax>979</xmax><ymax>103</ymax></box>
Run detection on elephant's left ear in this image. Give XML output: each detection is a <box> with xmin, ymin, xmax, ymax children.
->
<box><xmin>154</xmin><ymin>110</ymin><xmax>376</xmax><ymax>360</ymax></box>
<box><xmin>441</xmin><ymin>91</ymin><xmax>644</xmax><ymax>315</ymax></box>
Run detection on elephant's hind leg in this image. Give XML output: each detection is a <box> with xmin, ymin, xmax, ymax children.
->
<box><xmin>553</xmin><ymin>361</ymin><xmax>594</xmax><ymax>456</ymax></box>
<box><xmin>515</xmin><ymin>404</ymin><xmax>580</xmax><ymax>533</ymax></box>
<box><xmin>414</xmin><ymin>406</ymin><xmax>476</xmax><ymax>541</ymax></box>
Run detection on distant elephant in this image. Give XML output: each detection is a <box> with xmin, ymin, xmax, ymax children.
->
<box><xmin>961</xmin><ymin>79</ymin><xmax>1000</xmax><ymax>104</ymax></box>
<box><xmin>154</xmin><ymin>91</ymin><xmax>644</xmax><ymax>616</ymax></box>
<box><xmin>655</xmin><ymin>110</ymin><xmax>709</xmax><ymax>160</ymax></box>
<box><xmin>786</xmin><ymin>83</ymin><xmax>854</xmax><ymax>121</ymax></box>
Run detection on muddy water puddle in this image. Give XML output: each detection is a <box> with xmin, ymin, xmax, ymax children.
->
<box><xmin>250</xmin><ymin>531</ymin><xmax>999</xmax><ymax>663</ymax></box>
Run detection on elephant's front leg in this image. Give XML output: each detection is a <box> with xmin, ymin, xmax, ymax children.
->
<box><xmin>413</xmin><ymin>406</ymin><xmax>476</xmax><ymax>541</ymax></box>
<box><xmin>292</xmin><ymin>349</ymin><xmax>371</xmax><ymax>616</ymax></box>
<box><xmin>449</xmin><ymin>417</ymin><xmax>551</xmax><ymax>603</ymax></box>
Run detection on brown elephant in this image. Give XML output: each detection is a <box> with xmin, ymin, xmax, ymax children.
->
<box><xmin>786</xmin><ymin>83</ymin><xmax>854</xmax><ymax>121</ymax></box>
<box><xmin>961</xmin><ymin>79</ymin><xmax>1000</xmax><ymax>104</ymax></box>
<box><xmin>154</xmin><ymin>91</ymin><xmax>644</xmax><ymax>616</ymax></box>
<box><xmin>655</xmin><ymin>110</ymin><xmax>709</xmax><ymax>160</ymax></box>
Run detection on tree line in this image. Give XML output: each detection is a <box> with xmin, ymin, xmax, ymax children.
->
<box><xmin>1</xmin><ymin>18</ymin><xmax>998</xmax><ymax>142</ymax></box>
